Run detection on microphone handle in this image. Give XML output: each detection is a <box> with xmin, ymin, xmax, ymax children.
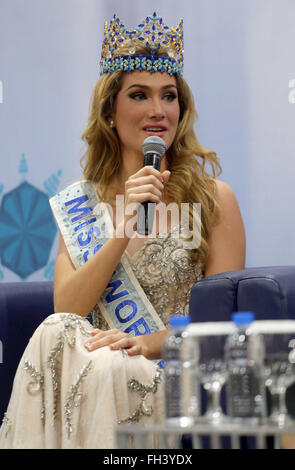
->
<box><xmin>143</xmin><ymin>153</ymin><xmax>161</xmax><ymax>171</ymax></box>
<box><xmin>137</xmin><ymin>153</ymin><xmax>161</xmax><ymax>235</ymax></box>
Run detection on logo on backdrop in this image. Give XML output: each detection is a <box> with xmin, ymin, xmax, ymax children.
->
<box><xmin>289</xmin><ymin>79</ymin><xmax>295</xmax><ymax>104</ymax></box>
<box><xmin>0</xmin><ymin>154</ymin><xmax>62</xmax><ymax>281</ymax></box>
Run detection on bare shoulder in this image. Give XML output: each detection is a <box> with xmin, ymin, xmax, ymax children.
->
<box><xmin>213</xmin><ymin>179</ymin><xmax>242</xmax><ymax>222</ymax></box>
<box><xmin>204</xmin><ymin>179</ymin><xmax>246</xmax><ymax>277</ymax></box>
<box><xmin>214</xmin><ymin>178</ymin><xmax>233</xmax><ymax>193</ymax></box>
<box><xmin>214</xmin><ymin>179</ymin><xmax>239</xmax><ymax>206</ymax></box>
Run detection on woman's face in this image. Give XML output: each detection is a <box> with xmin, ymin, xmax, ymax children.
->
<box><xmin>112</xmin><ymin>70</ymin><xmax>180</xmax><ymax>160</ymax></box>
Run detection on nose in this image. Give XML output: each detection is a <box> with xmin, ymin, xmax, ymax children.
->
<box><xmin>148</xmin><ymin>97</ymin><xmax>166</xmax><ymax>120</ymax></box>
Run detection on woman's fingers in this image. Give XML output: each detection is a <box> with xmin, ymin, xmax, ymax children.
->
<box><xmin>125</xmin><ymin>344</ymin><xmax>142</xmax><ymax>356</ymax></box>
<box><xmin>110</xmin><ymin>337</ymin><xmax>142</xmax><ymax>356</ymax></box>
<box><xmin>126</xmin><ymin>191</ymin><xmax>161</xmax><ymax>205</ymax></box>
<box><xmin>126</xmin><ymin>174</ymin><xmax>164</xmax><ymax>191</ymax></box>
<box><xmin>85</xmin><ymin>329</ymin><xmax>143</xmax><ymax>356</ymax></box>
<box><xmin>129</xmin><ymin>165</ymin><xmax>164</xmax><ymax>182</ymax></box>
<box><xmin>125</xmin><ymin>175</ymin><xmax>165</xmax><ymax>210</ymax></box>
<box><xmin>91</xmin><ymin>328</ymin><xmax>101</xmax><ymax>336</ymax></box>
<box><xmin>85</xmin><ymin>329</ymin><xmax>127</xmax><ymax>351</ymax></box>
<box><xmin>161</xmin><ymin>170</ymin><xmax>171</xmax><ymax>184</ymax></box>
<box><xmin>126</xmin><ymin>185</ymin><xmax>163</xmax><ymax>203</ymax></box>
<box><xmin>126</xmin><ymin>168</ymin><xmax>164</xmax><ymax>194</ymax></box>
<box><xmin>109</xmin><ymin>336</ymin><xmax>132</xmax><ymax>350</ymax></box>
<box><xmin>122</xmin><ymin>167</ymin><xmax>171</xmax><ymax>217</ymax></box>
<box><xmin>125</xmin><ymin>178</ymin><xmax>163</xmax><ymax>203</ymax></box>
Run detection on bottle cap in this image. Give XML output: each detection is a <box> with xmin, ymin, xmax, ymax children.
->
<box><xmin>232</xmin><ymin>312</ymin><xmax>255</xmax><ymax>325</ymax></box>
<box><xmin>169</xmin><ymin>315</ymin><xmax>191</xmax><ymax>329</ymax></box>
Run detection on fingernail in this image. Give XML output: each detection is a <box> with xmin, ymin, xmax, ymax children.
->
<box><xmin>85</xmin><ymin>343</ymin><xmax>93</xmax><ymax>350</ymax></box>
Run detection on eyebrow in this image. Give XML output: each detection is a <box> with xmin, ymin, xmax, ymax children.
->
<box><xmin>126</xmin><ymin>84</ymin><xmax>178</xmax><ymax>91</ymax></box>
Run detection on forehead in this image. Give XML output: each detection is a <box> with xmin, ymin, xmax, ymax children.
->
<box><xmin>120</xmin><ymin>70</ymin><xmax>177</xmax><ymax>90</ymax></box>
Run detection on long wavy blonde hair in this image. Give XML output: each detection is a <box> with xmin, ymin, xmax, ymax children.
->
<box><xmin>81</xmin><ymin>43</ymin><xmax>222</xmax><ymax>268</ymax></box>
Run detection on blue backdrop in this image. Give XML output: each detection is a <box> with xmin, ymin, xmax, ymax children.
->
<box><xmin>0</xmin><ymin>0</ymin><xmax>294</xmax><ymax>282</ymax></box>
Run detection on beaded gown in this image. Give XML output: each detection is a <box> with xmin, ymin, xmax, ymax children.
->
<box><xmin>0</xmin><ymin>227</ymin><xmax>203</xmax><ymax>449</ymax></box>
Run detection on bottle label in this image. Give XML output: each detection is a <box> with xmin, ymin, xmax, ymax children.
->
<box><xmin>164</xmin><ymin>360</ymin><xmax>199</xmax><ymax>420</ymax></box>
<box><xmin>227</xmin><ymin>366</ymin><xmax>265</xmax><ymax>418</ymax></box>
<box><xmin>165</xmin><ymin>365</ymin><xmax>182</xmax><ymax>418</ymax></box>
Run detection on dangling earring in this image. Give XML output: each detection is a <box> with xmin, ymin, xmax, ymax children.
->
<box><xmin>109</xmin><ymin>119</ymin><xmax>115</xmax><ymax>128</ymax></box>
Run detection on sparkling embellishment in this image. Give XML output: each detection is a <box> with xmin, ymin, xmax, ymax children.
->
<box><xmin>91</xmin><ymin>303</ymin><xmax>109</xmax><ymax>330</ymax></box>
<box><xmin>118</xmin><ymin>367</ymin><xmax>162</xmax><ymax>424</ymax></box>
<box><xmin>24</xmin><ymin>360</ymin><xmax>44</xmax><ymax>395</ymax></box>
<box><xmin>128</xmin><ymin>40</ymin><xmax>136</xmax><ymax>54</ymax></box>
<box><xmin>24</xmin><ymin>360</ymin><xmax>45</xmax><ymax>422</ymax></box>
<box><xmin>1</xmin><ymin>413</ymin><xmax>12</xmax><ymax>438</ymax></box>
<box><xmin>100</xmin><ymin>12</ymin><xmax>184</xmax><ymax>76</ymax></box>
<box><xmin>168</xmin><ymin>46</ymin><xmax>175</xmax><ymax>58</ymax></box>
<box><xmin>64</xmin><ymin>361</ymin><xmax>92</xmax><ymax>439</ymax></box>
<box><xmin>91</xmin><ymin>225</ymin><xmax>204</xmax><ymax>329</ymax></box>
<box><xmin>45</xmin><ymin>314</ymin><xmax>92</xmax><ymax>424</ymax></box>
<box><xmin>120</xmin><ymin>348</ymin><xmax>129</xmax><ymax>358</ymax></box>
<box><xmin>130</xmin><ymin>225</ymin><xmax>204</xmax><ymax>326</ymax></box>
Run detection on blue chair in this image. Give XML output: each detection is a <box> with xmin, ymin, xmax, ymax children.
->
<box><xmin>0</xmin><ymin>281</ymin><xmax>54</xmax><ymax>423</ymax></box>
<box><xmin>189</xmin><ymin>266</ymin><xmax>295</xmax><ymax>322</ymax></box>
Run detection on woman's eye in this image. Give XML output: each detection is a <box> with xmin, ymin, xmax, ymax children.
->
<box><xmin>129</xmin><ymin>92</ymin><xmax>146</xmax><ymax>101</ymax></box>
<box><xmin>163</xmin><ymin>93</ymin><xmax>177</xmax><ymax>102</ymax></box>
<box><xmin>129</xmin><ymin>92</ymin><xmax>177</xmax><ymax>102</ymax></box>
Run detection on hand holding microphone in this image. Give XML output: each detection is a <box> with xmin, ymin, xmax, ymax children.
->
<box><xmin>137</xmin><ymin>136</ymin><xmax>167</xmax><ymax>235</ymax></box>
<box><xmin>123</xmin><ymin>136</ymin><xmax>170</xmax><ymax>237</ymax></box>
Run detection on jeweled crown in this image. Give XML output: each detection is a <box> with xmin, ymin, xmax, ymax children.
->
<box><xmin>100</xmin><ymin>12</ymin><xmax>184</xmax><ymax>76</ymax></box>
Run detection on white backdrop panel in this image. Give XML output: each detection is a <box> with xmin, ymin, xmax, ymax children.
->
<box><xmin>0</xmin><ymin>0</ymin><xmax>294</xmax><ymax>282</ymax></box>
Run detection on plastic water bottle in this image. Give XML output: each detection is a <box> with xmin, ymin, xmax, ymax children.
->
<box><xmin>225</xmin><ymin>312</ymin><xmax>266</xmax><ymax>422</ymax></box>
<box><xmin>162</xmin><ymin>315</ymin><xmax>199</xmax><ymax>427</ymax></box>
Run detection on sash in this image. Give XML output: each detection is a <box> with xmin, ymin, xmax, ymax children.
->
<box><xmin>49</xmin><ymin>180</ymin><xmax>167</xmax><ymax>339</ymax></box>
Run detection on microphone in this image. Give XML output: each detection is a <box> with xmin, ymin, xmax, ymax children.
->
<box><xmin>137</xmin><ymin>136</ymin><xmax>166</xmax><ymax>235</ymax></box>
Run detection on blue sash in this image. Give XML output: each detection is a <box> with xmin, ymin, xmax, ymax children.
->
<box><xmin>49</xmin><ymin>180</ymin><xmax>166</xmax><ymax>339</ymax></box>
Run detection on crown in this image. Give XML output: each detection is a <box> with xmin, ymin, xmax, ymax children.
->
<box><xmin>100</xmin><ymin>12</ymin><xmax>184</xmax><ymax>76</ymax></box>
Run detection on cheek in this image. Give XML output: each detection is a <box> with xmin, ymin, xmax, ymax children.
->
<box><xmin>116</xmin><ymin>100</ymin><xmax>144</xmax><ymax>127</ymax></box>
<box><xmin>126</xmin><ymin>108</ymin><xmax>145</xmax><ymax>124</ymax></box>
<box><xmin>168</xmin><ymin>105</ymin><xmax>180</xmax><ymax>131</ymax></box>
<box><xmin>169</xmin><ymin>99</ymin><xmax>180</xmax><ymax>120</ymax></box>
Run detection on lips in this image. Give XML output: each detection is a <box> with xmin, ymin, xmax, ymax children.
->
<box><xmin>143</xmin><ymin>124</ymin><xmax>167</xmax><ymax>136</ymax></box>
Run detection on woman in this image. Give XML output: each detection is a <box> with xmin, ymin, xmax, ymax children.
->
<box><xmin>0</xmin><ymin>13</ymin><xmax>245</xmax><ymax>449</ymax></box>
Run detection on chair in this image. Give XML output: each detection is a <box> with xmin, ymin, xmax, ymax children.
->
<box><xmin>0</xmin><ymin>281</ymin><xmax>54</xmax><ymax>423</ymax></box>
<box><xmin>189</xmin><ymin>266</ymin><xmax>295</xmax><ymax>322</ymax></box>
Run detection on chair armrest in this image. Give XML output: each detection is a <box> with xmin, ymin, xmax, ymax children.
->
<box><xmin>189</xmin><ymin>266</ymin><xmax>295</xmax><ymax>322</ymax></box>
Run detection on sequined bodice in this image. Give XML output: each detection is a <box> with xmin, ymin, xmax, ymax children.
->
<box><xmin>92</xmin><ymin>226</ymin><xmax>204</xmax><ymax>330</ymax></box>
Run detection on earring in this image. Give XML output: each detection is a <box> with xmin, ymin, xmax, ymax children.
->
<box><xmin>109</xmin><ymin>120</ymin><xmax>115</xmax><ymax>128</ymax></box>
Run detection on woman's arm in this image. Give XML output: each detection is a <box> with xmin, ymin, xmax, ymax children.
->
<box><xmin>54</xmin><ymin>226</ymin><xmax>130</xmax><ymax>316</ymax></box>
<box><xmin>204</xmin><ymin>179</ymin><xmax>246</xmax><ymax>277</ymax></box>
<box><xmin>54</xmin><ymin>166</ymin><xmax>169</xmax><ymax>316</ymax></box>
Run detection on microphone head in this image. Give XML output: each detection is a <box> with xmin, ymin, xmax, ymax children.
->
<box><xmin>142</xmin><ymin>136</ymin><xmax>166</xmax><ymax>159</ymax></box>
